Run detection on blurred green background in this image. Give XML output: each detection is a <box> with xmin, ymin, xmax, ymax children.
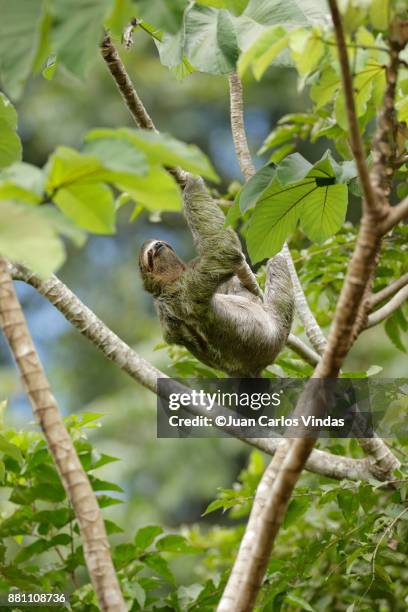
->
<box><xmin>0</xmin><ymin>32</ymin><xmax>403</xmax><ymax>541</ymax></box>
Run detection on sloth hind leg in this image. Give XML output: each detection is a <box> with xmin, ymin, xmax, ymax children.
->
<box><xmin>264</xmin><ymin>254</ymin><xmax>294</xmax><ymax>341</ymax></box>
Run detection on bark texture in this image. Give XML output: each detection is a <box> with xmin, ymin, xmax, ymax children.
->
<box><xmin>0</xmin><ymin>258</ymin><xmax>126</xmax><ymax>612</ymax></box>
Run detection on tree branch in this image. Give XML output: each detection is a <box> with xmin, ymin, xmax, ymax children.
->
<box><xmin>327</xmin><ymin>0</ymin><xmax>380</xmax><ymax>217</ymax></box>
<box><xmin>380</xmin><ymin>195</ymin><xmax>408</xmax><ymax>233</ymax></box>
<box><xmin>286</xmin><ymin>333</ymin><xmax>320</xmax><ymax>366</ymax></box>
<box><xmin>8</xmin><ymin>262</ymin><xmax>385</xmax><ymax>484</ymax></box>
<box><xmin>228</xmin><ymin>71</ymin><xmax>327</xmax><ymax>354</ymax></box>
<box><xmin>218</xmin><ymin>4</ymin><xmax>403</xmax><ymax>607</ymax></box>
<box><xmin>283</xmin><ymin>244</ymin><xmax>328</xmax><ymax>354</ymax></box>
<box><xmin>369</xmin><ymin>272</ymin><xmax>408</xmax><ymax>308</ymax></box>
<box><xmin>100</xmin><ymin>34</ymin><xmax>261</xmax><ymax>298</ymax></box>
<box><xmin>366</xmin><ymin>284</ymin><xmax>408</xmax><ymax>328</ymax></box>
<box><xmin>228</xmin><ymin>72</ymin><xmax>256</xmax><ymax>181</ymax></box>
<box><xmin>0</xmin><ymin>258</ymin><xmax>126</xmax><ymax>612</ymax></box>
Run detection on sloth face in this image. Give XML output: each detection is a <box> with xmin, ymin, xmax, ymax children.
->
<box><xmin>139</xmin><ymin>240</ymin><xmax>186</xmax><ymax>294</ymax></box>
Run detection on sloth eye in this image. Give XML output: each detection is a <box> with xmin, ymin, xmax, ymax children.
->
<box><xmin>147</xmin><ymin>250</ymin><xmax>154</xmax><ymax>271</ymax></box>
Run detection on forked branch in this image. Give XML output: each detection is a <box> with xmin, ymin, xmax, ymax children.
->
<box><xmin>218</xmin><ymin>3</ymin><xmax>403</xmax><ymax>608</ymax></box>
<box><xmin>366</xmin><ymin>284</ymin><xmax>408</xmax><ymax>328</ymax></box>
<box><xmin>8</xmin><ymin>262</ymin><xmax>385</xmax><ymax>484</ymax></box>
<box><xmin>228</xmin><ymin>71</ymin><xmax>327</xmax><ymax>354</ymax></box>
<box><xmin>100</xmin><ymin>34</ymin><xmax>261</xmax><ymax>298</ymax></box>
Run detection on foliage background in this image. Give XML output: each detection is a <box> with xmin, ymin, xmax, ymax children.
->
<box><xmin>0</xmin><ymin>2</ymin><xmax>407</xmax><ymax>609</ymax></box>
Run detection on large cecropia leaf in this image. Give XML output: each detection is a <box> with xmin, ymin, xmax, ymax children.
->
<box><xmin>246</xmin><ymin>178</ymin><xmax>315</xmax><ymax>262</ymax></box>
<box><xmin>184</xmin><ymin>6</ymin><xmax>240</xmax><ymax>74</ymax></box>
<box><xmin>51</xmin><ymin>0</ymin><xmax>112</xmax><ymax>78</ymax></box>
<box><xmin>245</xmin><ymin>152</ymin><xmax>349</xmax><ymax>262</ymax></box>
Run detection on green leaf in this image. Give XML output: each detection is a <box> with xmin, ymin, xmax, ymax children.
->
<box><xmin>202</xmin><ymin>498</ymin><xmax>227</xmax><ymax>515</ymax></box>
<box><xmin>283</xmin><ymin>498</ymin><xmax>309</xmax><ymax>528</ymax></box>
<box><xmin>128</xmin><ymin>581</ymin><xmax>146</xmax><ymax>608</ymax></box>
<box><xmin>290</xmin><ymin>28</ymin><xmax>324</xmax><ymax>76</ymax></box>
<box><xmin>0</xmin><ymin>93</ymin><xmax>18</xmax><ymax>129</ymax></box>
<box><xmin>86</xmin><ymin>128</ymin><xmax>219</xmax><ymax>182</ymax></box>
<box><xmin>15</xmin><ymin>539</ymin><xmax>49</xmax><ymax>564</ymax></box>
<box><xmin>31</xmin><ymin>482</ymin><xmax>65</xmax><ymax>503</ymax></box>
<box><xmin>238</xmin><ymin>25</ymin><xmax>287</xmax><ymax>77</ymax></box>
<box><xmin>286</xmin><ymin>594</ymin><xmax>316</xmax><ymax>612</ymax></box>
<box><xmin>134</xmin><ymin>525</ymin><xmax>163</xmax><ymax>550</ymax></box>
<box><xmin>0</xmin><ymin>434</ymin><xmax>23</xmax><ymax>464</ymax></box>
<box><xmin>369</xmin><ymin>0</ymin><xmax>390</xmax><ymax>30</ymax></box>
<box><xmin>34</xmin><ymin>206</ymin><xmax>87</xmax><ymax>247</ymax></box>
<box><xmin>105</xmin><ymin>0</ymin><xmax>136</xmax><ymax>39</ymax></box>
<box><xmin>396</xmin><ymin>96</ymin><xmax>408</xmax><ymax>123</ymax></box>
<box><xmin>32</xmin><ymin>509</ymin><xmax>71</xmax><ymax>529</ymax></box>
<box><xmin>242</xmin><ymin>0</ymin><xmax>326</xmax><ymax>27</ymax></box>
<box><xmin>246</xmin><ymin>179</ymin><xmax>309</xmax><ymax>262</ymax></box>
<box><xmin>0</xmin><ymin>0</ymin><xmax>44</xmax><ymax>99</ymax></box>
<box><xmin>54</xmin><ymin>183</ymin><xmax>116</xmax><ymax>234</ymax></box>
<box><xmin>310</xmin><ymin>68</ymin><xmax>340</xmax><ymax>110</ymax></box>
<box><xmin>83</xmin><ymin>138</ymin><xmax>148</xmax><ymax>176</ymax></box>
<box><xmin>299</xmin><ymin>184</ymin><xmax>348</xmax><ymax>244</ymax></box>
<box><xmin>9</xmin><ymin>485</ymin><xmax>36</xmax><ymax>506</ymax></box>
<box><xmin>114</xmin><ymin>166</ymin><xmax>182</xmax><ymax>211</ymax></box>
<box><xmin>91</xmin><ymin>453</ymin><xmax>120</xmax><ymax>470</ymax></box>
<box><xmin>144</xmin><ymin>553</ymin><xmax>175</xmax><ymax>583</ymax></box>
<box><xmin>252</xmin><ymin>29</ymin><xmax>289</xmax><ymax>79</ymax></box>
<box><xmin>0</xmin><ymin>94</ymin><xmax>22</xmax><ymax>168</ymax></box>
<box><xmin>156</xmin><ymin>535</ymin><xmax>197</xmax><ymax>554</ymax></box>
<box><xmin>97</xmin><ymin>494</ymin><xmax>124</xmax><ymax>508</ymax></box>
<box><xmin>90</xmin><ymin>476</ymin><xmax>124</xmax><ymax>493</ymax></box>
<box><xmin>0</xmin><ymin>200</ymin><xmax>65</xmax><ymax>277</ymax></box>
<box><xmin>276</xmin><ymin>153</ymin><xmax>312</xmax><ymax>185</ymax></box>
<box><xmin>155</xmin><ymin>13</ymin><xmax>196</xmax><ymax>79</ymax></box>
<box><xmin>239</xmin><ymin>164</ymin><xmax>276</xmax><ymax>212</ymax></box>
<box><xmin>335</xmin><ymin>64</ymin><xmax>382</xmax><ymax>130</ymax></box>
<box><xmin>114</xmin><ymin>543</ymin><xmax>138</xmax><ymax>568</ymax></box>
<box><xmin>51</xmin><ymin>0</ymin><xmax>112</xmax><ymax>78</ymax></box>
<box><xmin>198</xmin><ymin>0</ymin><xmax>248</xmax><ymax>13</ymax></box>
<box><xmin>135</xmin><ymin>0</ymin><xmax>187</xmax><ymax>34</ymax></box>
<box><xmin>184</xmin><ymin>6</ymin><xmax>239</xmax><ymax>74</ymax></box>
<box><xmin>45</xmin><ymin>146</ymin><xmax>106</xmax><ymax>192</ymax></box>
<box><xmin>104</xmin><ymin>519</ymin><xmax>124</xmax><ymax>534</ymax></box>
<box><xmin>0</xmin><ymin>162</ymin><xmax>44</xmax><ymax>199</ymax></box>
<box><xmin>385</xmin><ymin>310</ymin><xmax>407</xmax><ymax>353</ymax></box>
<box><xmin>337</xmin><ymin>489</ymin><xmax>359</xmax><ymax>521</ymax></box>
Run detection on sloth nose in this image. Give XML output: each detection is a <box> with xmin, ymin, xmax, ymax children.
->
<box><xmin>153</xmin><ymin>241</ymin><xmax>165</xmax><ymax>254</ymax></box>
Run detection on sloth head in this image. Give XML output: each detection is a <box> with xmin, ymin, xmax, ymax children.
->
<box><xmin>139</xmin><ymin>239</ymin><xmax>186</xmax><ymax>296</ymax></box>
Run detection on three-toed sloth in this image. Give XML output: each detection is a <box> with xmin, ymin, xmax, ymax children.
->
<box><xmin>139</xmin><ymin>176</ymin><xmax>294</xmax><ymax>377</ymax></box>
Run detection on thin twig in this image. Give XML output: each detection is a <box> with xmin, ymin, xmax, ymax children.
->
<box><xmin>369</xmin><ymin>272</ymin><xmax>408</xmax><ymax>307</ymax></box>
<box><xmin>366</xmin><ymin>284</ymin><xmax>408</xmax><ymax>328</ymax></box>
<box><xmin>287</xmin><ymin>333</ymin><xmax>320</xmax><ymax>366</ymax></box>
<box><xmin>380</xmin><ymin>195</ymin><xmax>408</xmax><ymax>233</ymax></box>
